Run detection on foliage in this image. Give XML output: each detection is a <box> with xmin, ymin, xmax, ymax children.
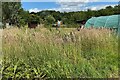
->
<box><xmin>45</xmin><ymin>15</ymin><xmax>55</xmax><ymax>24</ymax></box>
<box><xmin>2</xmin><ymin>2</ymin><xmax>120</xmax><ymax>28</ymax></box>
<box><xmin>32</xmin><ymin>5</ymin><xmax>120</xmax><ymax>27</ymax></box>
<box><xmin>18</xmin><ymin>9</ymin><xmax>30</xmax><ymax>26</ymax></box>
<box><xmin>2</xmin><ymin>2</ymin><xmax>22</xmax><ymax>27</ymax></box>
<box><xmin>28</xmin><ymin>14</ymin><xmax>40</xmax><ymax>24</ymax></box>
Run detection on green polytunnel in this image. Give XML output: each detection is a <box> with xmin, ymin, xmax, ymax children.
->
<box><xmin>85</xmin><ymin>15</ymin><xmax>120</xmax><ymax>29</ymax></box>
<box><xmin>0</xmin><ymin>22</ymin><xmax>2</xmax><ymax>26</ymax></box>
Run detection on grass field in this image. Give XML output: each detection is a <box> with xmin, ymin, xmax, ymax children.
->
<box><xmin>1</xmin><ymin>27</ymin><xmax>118</xmax><ymax>79</ymax></box>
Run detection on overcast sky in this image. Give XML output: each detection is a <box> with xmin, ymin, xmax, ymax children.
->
<box><xmin>21</xmin><ymin>0</ymin><xmax>119</xmax><ymax>12</ymax></box>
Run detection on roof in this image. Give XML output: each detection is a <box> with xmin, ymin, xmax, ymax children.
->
<box><xmin>85</xmin><ymin>15</ymin><xmax>120</xmax><ymax>28</ymax></box>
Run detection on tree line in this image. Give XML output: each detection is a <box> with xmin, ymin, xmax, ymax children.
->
<box><xmin>2</xmin><ymin>2</ymin><xmax>120</xmax><ymax>28</ymax></box>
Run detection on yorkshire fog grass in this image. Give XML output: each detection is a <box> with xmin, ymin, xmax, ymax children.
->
<box><xmin>1</xmin><ymin>27</ymin><xmax>118</xmax><ymax>79</ymax></box>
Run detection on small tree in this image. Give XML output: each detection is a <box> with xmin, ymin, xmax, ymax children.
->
<box><xmin>45</xmin><ymin>15</ymin><xmax>55</xmax><ymax>24</ymax></box>
<box><xmin>2</xmin><ymin>2</ymin><xmax>22</xmax><ymax>27</ymax></box>
<box><xmin>28</xmin><ymin>14</ymin><xmax>40</xmax><ymax>24</ymax></box>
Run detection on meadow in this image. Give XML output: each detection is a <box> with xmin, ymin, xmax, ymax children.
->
<box><xmin>1</xmin><ymin>27</ymin><xmax>118</xmax><ymax>79</ymax></box>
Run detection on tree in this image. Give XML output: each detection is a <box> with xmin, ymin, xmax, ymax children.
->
<box><xmin>28</xmin><ymin>14</ymin><xmax>40</xmax><ymax>24</ymax></box>
<box><xmin>86</xmin><ymin>9</ymin><xmax>95</xmax><ymax>18</ymax></box>
<box><xmin>106</xmin><ymin>6</ymin><xmax>113</xmax><ymax>9</ymax></box>
<box><xmin>113</xmin><ymin>5</ymin><xmax>120</xmax><ymax>14</ymax></box>
<box><xmin>2</xmin><ymin>2</ymin><xmax>22</xmax><ymax>27</ymax></box>
<box><xmin>18</xmin><ymin>9</ymin><xmax>29</xmax><ymax>26</ymax></box>
<box><xmin>45</xmin><ymin>15</ymin><xmax>55</xmax><ymax>24</ymax></box>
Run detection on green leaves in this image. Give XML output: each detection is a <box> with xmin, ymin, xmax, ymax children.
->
<box><xmin>45</xmin><ymin>15</ymin><xmax>55</xmax><ymax>24</ymax></box>
<box><xmin>28</xmin><ymin>14</ymin><xmax>40</xmax><ymax>23</ymax></box>
<box><xmin>2</xmin><ymin>2</ymin><xmax>22</xmax><ymax>26</ymax></box>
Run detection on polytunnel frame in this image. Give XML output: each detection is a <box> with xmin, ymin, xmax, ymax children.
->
<box><xmin>94</xmin><ymin>16</ymin><xmax>108</xmax><ymax>28</ymax></box>
<box><xmin>104</xmin><ymin>16</ymin><xmax>110</xmax><ymax>28</ymax></box>
<box><xmin>93</xmin><ymin>17</ymin><xmax>99</xmax><ymax>28</ymax></box>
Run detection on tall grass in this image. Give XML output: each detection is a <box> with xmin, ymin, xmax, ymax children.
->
<box><xmin>1</xmin><ymin>28</ymin><xmax>118</xmax><ymax>79</ymax></box>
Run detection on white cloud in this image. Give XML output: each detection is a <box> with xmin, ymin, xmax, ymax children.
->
<box><xmin>29</xmin><ymin>4</ymin><xmax>117</xmax><ymax>13</ymax></box>
<box><xmin>54</xmin><ymin>0</ymin><xmax>118</xmax><ymax>12</ymax></box>
<box><xmin>28</xmin><ymin>0</ymin><xmax>118</xmax><ymax>12</ymax></box>
<box><xmin>55</xmin><ymin>0</ymin><xmax>93</xmax><ymax>12</ymax></box>
<box><xmin>56</xmin><ymin>0</ymin><xmax>98</xmax><ymax>3</ymax></box>
<box><xmin>29</xmin><ymin>8</ymin><xmax>41</xmax><ymax>13</ymax></box>
<box><xmin>86</xmin><ymin>4</ymin><xmax>117</xmax><ymax>11</ymax></box>
<box><xmin>22</xmin><ymin>0</ymin><xmax>119</xmax><ymax>2</ymax></box>
<box><xmin>91</xmin><ymin>7</ymin><xmax>97</xmax><ymax>10</ymax></box>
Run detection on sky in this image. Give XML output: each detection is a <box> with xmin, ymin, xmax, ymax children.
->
<box><xmin>21</xmin><ymin>0</ymin><xmax>119</xmax><ymax>13</ymax></box>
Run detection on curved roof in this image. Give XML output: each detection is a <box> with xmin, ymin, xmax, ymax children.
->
<box><xmin>85</xmin><ymin>15</ymin><xmax>120</xmax><ymax>28</ymax></box>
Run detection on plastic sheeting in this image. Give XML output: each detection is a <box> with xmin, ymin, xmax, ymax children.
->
<box><xmin>0</xmin><ymin>22</ymin><xmax>3</xmax><ymax>26</ymax></box>
<box><xmin>85</xmin><ymin>15</ymin><xmax>120</xmax><ymax>29</ymax></box>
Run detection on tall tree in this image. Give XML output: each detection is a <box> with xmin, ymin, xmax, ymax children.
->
<box><xmin>2</xmin><ymin>2</ymin><xmax>22</xmax><ymax>27</ymax></box>
<box><xmin>45</xmin><ymin>15</ymin><xmax>55</xmax><ymax>24</ymax></box>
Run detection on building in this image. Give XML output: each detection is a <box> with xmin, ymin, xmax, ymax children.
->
<box><xmin>85</xmin><ymin>15</ymin><xmax>120</xmax><ymax>30</ymax></box>
<box><xmin>28</xmin><ymin>21</ymin><xmax>38</xmax><ymax>28</ymax></box>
